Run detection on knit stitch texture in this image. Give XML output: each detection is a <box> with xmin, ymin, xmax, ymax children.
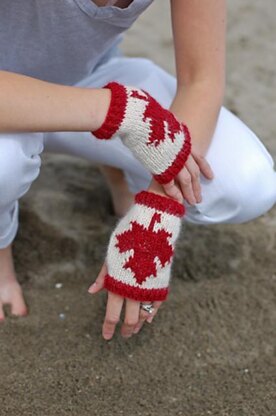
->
<box><xmin>104</xmin><ymin>191</ymin><xmax>184</xmax><ymax>301</ymax></box>
<box><xmin>92</xmin><ymin>82</ymin><xmax>191</xmax><ymax>184</ymax></box>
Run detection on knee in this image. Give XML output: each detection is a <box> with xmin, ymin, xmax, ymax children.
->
<box><xmin>194</xmin><ymin>158</ymin><xmax>276</xmax><ymax>225</ymax></box>
<box><xmin>129</xmin><ymin>58</ymin><xmax>175</xmax><ymax>105</ymax></box>
<box><xmin>0</xmin><ymin>139</ymin><xmax>41</xmax><ymax>207</ymax></box>
<box><xmin>124</xmin><ymin>58</ymin><xmax>157</xmax><ymax>79</ymax></box>
<box><xmin>247</xmin><ymin>167</ymin><xmax>276</xmax><ymax>219</ymax></box>
<box><xmin>113</xmin><ymin>58</ymin><xmax>158</xmax><ymax>87</ymax></box>
<box><xmin>227</xmin><ymin>158</ymin><xmax>276</xmax><ymax>223</ymax></box>
<box><xmin>198</xmin><ymin>107</ymin><xmax>276</xmax><ymax>224</ymax></box>
<box><xmin>112</xmin><ymin>57</ymin><xmax>176</xmax><ymax>107</ymax></box>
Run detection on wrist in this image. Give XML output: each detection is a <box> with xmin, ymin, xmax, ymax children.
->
<box><xmin>92</xmin><ymin>88</ymin><xmax>112</xmax><ymax>131</ymax></box>
<box><xmin>92</xmin><ymin>82</ymin><xmax>191</xmax><ymax>184</ymax></box>
<box><xmin>170</xmin><ymin>84</ymin><xmax>223</xmax><ymax>156</ymax></box>
<box><xmin>175</xmin><ymin>80</ymin><xmax>225</xmax><ymax>107</ymax></box>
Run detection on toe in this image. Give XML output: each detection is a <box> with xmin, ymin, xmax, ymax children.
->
<box><xmin>10</xmin><ymin>288</ymin><xmax>28</xmax><ymax>317</ymax></box>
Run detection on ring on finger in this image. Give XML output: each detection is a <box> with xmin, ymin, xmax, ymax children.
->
<box><xmin>140</xmin><ymin>303</ymin><xmax>154</xmax><ymax>314</ymax></box>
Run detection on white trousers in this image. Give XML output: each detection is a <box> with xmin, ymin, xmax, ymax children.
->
<box><xmin>0</xmin><ymin>57</ymin><xmax>275</xmax><ymax>249</ymax></box>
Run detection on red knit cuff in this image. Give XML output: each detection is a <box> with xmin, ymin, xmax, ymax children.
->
<box><xmin>154</xmin><ymin>124</ymin><xmax>192</xmax><ymax>184</ymax></box>
<box><xmin>135</xmin><ymin>191</ymin><xmax>185</xmax><ymax>217</ymax></box>
<box><xmin>104</xmin><ymin>274</ymin><xmax>169</xmax><ymax>302</ymax></box>
<box><xmin>92</xmin><ymin>82</ymin><xmax>127</xmax><ymax>140</ymax></box>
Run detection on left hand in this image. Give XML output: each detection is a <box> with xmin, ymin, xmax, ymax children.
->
<box><xmin>162</xmin><ymin>149</ymin><xmax>214</xmax><ymax>204</ymax></box>
<box><xmin>88</xmin><ymin>263</ymin><xmax>163</xmax><ymax>340</ymax></box>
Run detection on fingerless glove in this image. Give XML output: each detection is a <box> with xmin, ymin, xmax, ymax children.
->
<box><xmin>104</xmin><ymin>191</ymin><xmax>184</xmax><ymax>302</ymax></box>
<box><xmin>92</xmin><ymin>82</ymin><xmax>191</xmax><ymax>184</ymax></box>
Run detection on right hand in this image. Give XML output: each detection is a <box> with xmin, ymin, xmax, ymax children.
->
<box><xmin>162</xmin><ymin>151</ymin><xmax>214</xmax><ymax>204</ymax></box>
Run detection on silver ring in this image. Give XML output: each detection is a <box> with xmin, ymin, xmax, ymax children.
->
<box><xmin>140</xmin><ymin>303</ymin><xmax>154</xmax><ymax>314</ymax></box>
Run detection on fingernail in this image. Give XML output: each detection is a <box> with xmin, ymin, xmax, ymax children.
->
<box><xmin>147</xmin><ymin>316</ymin><xmax>154</xmax><ymax>323</ymax></box>
<box><xmin>133</xmin><ymin>327</ymin><xmax>140</xmax><ymax>334</ymax></box>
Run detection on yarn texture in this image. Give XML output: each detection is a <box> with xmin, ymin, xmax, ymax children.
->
<box><xmin>104</xmin><ymin>191</ymin><xmax>185</xmax><ymax>301</ymax></box>
<box><xmin>92</xmin><ymin>82</ymin><xmax>191</xmax><ymax>184</ymax></box>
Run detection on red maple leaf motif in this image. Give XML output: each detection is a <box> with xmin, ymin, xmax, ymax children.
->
<box><xmin>131</xmin><ymin>90</ymin><xmax>182</xmax><ymax>147</ymax></box>
<box><xmin>115</xmin><ymin>212</ymin><xmax>173</xmax><ymax>284</ymax></box>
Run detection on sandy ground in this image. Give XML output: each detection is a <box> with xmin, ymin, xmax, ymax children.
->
<box><xmin>1</xmin><ymin>1</ymin><xmax>276</xmax><ymax>415</ymax></box>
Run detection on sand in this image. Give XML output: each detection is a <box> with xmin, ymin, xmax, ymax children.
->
<box><xmin>0</xmin><ymin>1</ymin><xmax>275</xmax><ymax>415</ymax></box>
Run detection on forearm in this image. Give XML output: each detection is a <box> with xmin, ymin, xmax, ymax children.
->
<box><xmin>170</xmin><ymin>81</ymin><xmax>224</xmax><ymax>155</ymax></box>
<box><xmin>0</xmin><ymin>70</ymin><xmax>110</xmax><ymax>132</ymax></box>
<box><xmin>170</xmin><ymin>0</ymin><xmax>226</xmax><ymax>155</ymax></box>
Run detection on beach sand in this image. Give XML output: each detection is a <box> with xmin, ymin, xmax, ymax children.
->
<box><xmin>1</xmin><ymin>1</ymin><xmax>275</xmax><ymax>415</ymax></box>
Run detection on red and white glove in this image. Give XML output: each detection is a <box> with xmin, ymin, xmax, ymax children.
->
<box><xmin>92</xmin><ymin>82</ymin><xmax>191</xmax><ymax>184</ymax></box>
<box><xmin>104</xmin><ymin>190</ymin><xmax>185</xmax><ymax>302</ymax></box>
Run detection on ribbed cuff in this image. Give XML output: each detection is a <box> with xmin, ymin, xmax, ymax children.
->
<box><xmin>104</xmin><ymin>274</ymin><xmax>169</xmax><ymax>302</ymax></box>
<box><xmin>154</xmin><ymin>124</ymin><xmax>192</xmax><ymax>184</ymax></box>
<box><xmin>92</xmin><ymin>82</ymin><xmax>127</xmax><ymax>140</ymax></box>
<box><xmin>135</xmin><ymin>191</ymin><xmax>185</xmax><ymax>217</ymax></box>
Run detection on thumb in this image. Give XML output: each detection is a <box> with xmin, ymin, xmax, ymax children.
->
<box><xmin>88</xmin><ymin>263</ymin><xmax>107</xmax><ymax>294</ymax></box>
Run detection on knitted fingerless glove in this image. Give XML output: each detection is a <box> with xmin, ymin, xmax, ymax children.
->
<box><xmin>92</xmin><ymin>82</ymin><xmax>191</xmax><ymax>184</ymax></box>
<box><xmin>104</xmin><ymin>190</ymin><xmax>184</xmax><ymax>302</ymax></box>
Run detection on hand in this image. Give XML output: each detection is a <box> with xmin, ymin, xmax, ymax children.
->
<box><xmin>88</xmin><ymin>190</ymin><xmax>184</xmax><ymax>340</ymax></box>
<box><xmin>88</xmin><ymin>263</ymin><xmax>163</xmax><ymax>340</ymax></box>
<box><xmin>92</xmin><ymin>83</ymin><xmax>191</xmax><ymax>186</ymax></box>
<box><xmin>163</xmin><ymin>150</ymin><xmax>214</xmax><ymax>204</ymax></box>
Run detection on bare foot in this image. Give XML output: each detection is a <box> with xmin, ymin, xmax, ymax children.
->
<box><xmin>0</xmin><ymin>245</ymin><xmax>28</xmax><ymax>321</ymax></box>
<box><xmin>99</xmin><ymin>165</ymin><xmax>134</xmax><ymax>217</ymax></box>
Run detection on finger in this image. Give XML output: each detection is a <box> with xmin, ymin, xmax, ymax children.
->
<box><xmin>162</xmin><ymin>181</ymin><xmax>183</xmax><ymax>203</ymax></box>
<box><xmin>193</xmin><ymin>154</ymin><xmax>214</xmax><ymax>180</ymax></box>
<box><xmin>146</xmin><ymin>301</ymin><xmax>162</xmax><ymax>323</ymax></box>
<box><xmin>133</xmin><ymin>301</ymin><xmax>163</xmax><ymax>334</ymax></box>
<box><xmin>178</xmin><ymin>169</ymin><xmax>196</xmax><ymax>205</ymax></box>
<box><xmin>102</xmin><ymin>292</ymin><xmax>124</xmax><ymax>340</ymax></box>
<box><xmin>133</xmin><ymin>307</ymin><xmax>150</xmax><ymax>334</ymax></box>
<box><xmin>121</xmin><ymin>299</ymin><xmax>140</xmax><ymax>338</ymax></box>
<box><xmin>10</xmin><ymin>289</ymin><xmax>28</xmax><ymax>317</ymax></box>
<box><xmin>191</xmin><ymin>175</ymin><xmax>202</xmax><ymax>203</ymax></box>
<box><xmin>0</xmin><ymin>302</ymin><xmax>4</xmax><ymax>322</ymax></box>
<box><xmin>185</xmin><ymin>158</ymin><xmax>202</xmax><ymax>203</ymax></box>
<box><xmin>190</xmin><ymin>169</ymin><xmax>202</xmax><ymax>204</ymax></box>
<box><xmin>88</xmin><ymin>263</ymin><xmax>107</xmax><ymax>294</ymax></box>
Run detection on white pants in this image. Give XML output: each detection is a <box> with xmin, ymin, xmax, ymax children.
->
<box><xmin>0</xmin><ymin>57</ymin><xmax>275</xmax><ymax>249</ymax></box>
